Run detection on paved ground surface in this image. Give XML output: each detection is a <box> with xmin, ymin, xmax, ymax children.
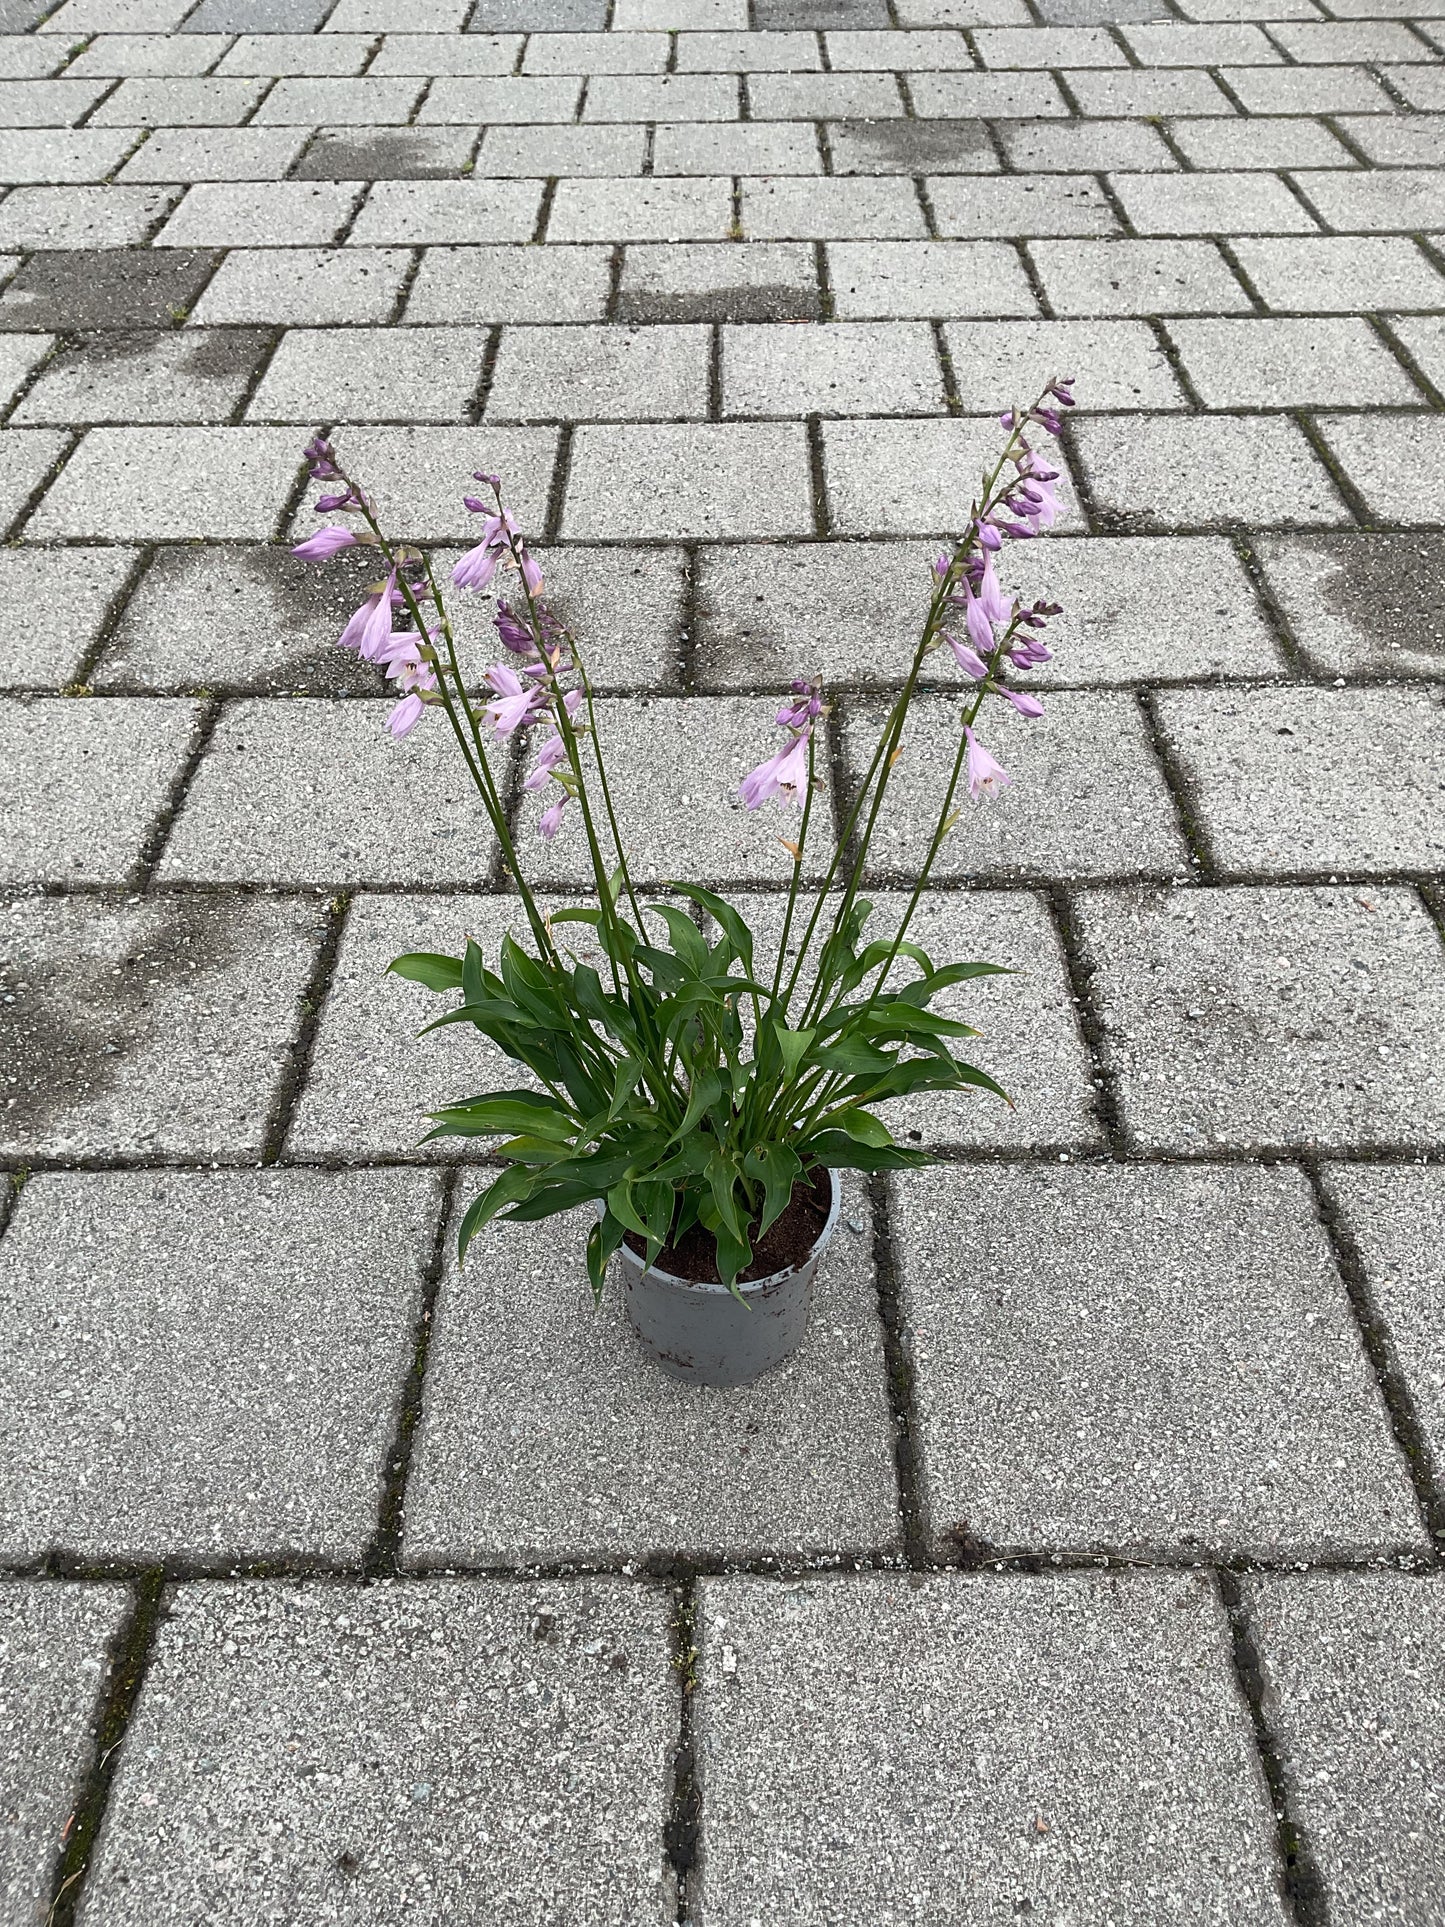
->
<box><xmin>0</xmin><ymin>0</ymin><xmax>1443</xmax><ymax>1921</ymax></box>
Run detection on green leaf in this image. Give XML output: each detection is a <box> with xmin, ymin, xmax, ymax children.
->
<box><xmin>461</xmin><ymin>935</ymin><xmax>486</xmax><ymax>1008</ymax></box>
<box><xmin>804</xmin><ymin>1131</ymin><xmax>934</xmax><ymax>1172</ymax></box>
<box><xmin>457</xmin><ymin>1164</ymin><xmax>536</xmax><ymax>1261</ymax></box>
<box><xmin>648</xmin><ymin>903</ymin><xmax>709</xmax><ymax>977</ymax></box>
<box><xmin>824</xmin><ymin>1107</ymin><xmax>893</xmax><ymax>1148</ymax></box>
<box><xmin>897</xmin><ymin>959</ymin><xmax>1012</xmax><ymax>1006</ymax></box>
<box><xmin>423</xmin><ymin>1089</ymin><xmax>575</xmax><ymax>1142</ymax></box>
<box><xmin>388</xmin><ymin>950</ymin><xmax>464</xmax><ymax>993</ymax></box>
<box><xmin>668</xmin><ymin>884</ymin><xmax>756</xmax><ymax>978</ymax></box>
<box><xmin>698</xmin><ymin>1191</ymin><xmax>752</xmax><ymax>1296</ymax></box>
<box><xmin>814</xmin><ymin>1037</ymin><xmax>893</xmax><ymax>1076</ymax></box>
<box><xmin>772</xmin><ymin>1023</ymin><xmax>816</xmax><ymax>1083</ymax></box>
<box><xmin>743</xmin><ymin>1141</ymin><xmax>802</xmax><ymax>1240</ymax></box>
<box><xmin>586</xmin><ymin>1210</ymin><xmax>628</xmax><ymax>1304</ymax></box>
<box><xmin>668</xmin><ymin>1068</ymin><xmax>723</xmax><ymax>1147</ymax></box>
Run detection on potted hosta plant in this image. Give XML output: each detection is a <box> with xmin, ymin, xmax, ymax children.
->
<box><xmin>292</xmin><ymin>380</ymin><xmax>1074</xmax><ymax>1386</ymax></box>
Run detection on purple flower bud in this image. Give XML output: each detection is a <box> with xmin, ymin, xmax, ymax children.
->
<box><xmin>539</xmin><ymin>794</ymin><xmax>568</xmax><ymax>841</ymax></box>
<box><xmin>462</xmin><ymin>495</ymin><xmax>489</xmax><ymax>515</ymax></box>
<box><xmin>946</xmin><ymin>633</ymin><xmax>988</xmax><ymax>680</ymax></box>
<box><xmin>996</xmin><ymin>686</ymin><xmax>1045</xmax><ymax>719</ymax></box>
<box><xmin>976</xmin><ymin>521</ymin><xmax>1003</xmax><ymax>552</ymax></box>
<box><xmin>473</xmin><ymin>472</ymin><xmax>502</xmax><ymax>491</ymax></box>
<box><xmin>1033</xmin><ymin>408</ymin><xmax>1064</xmax><ymax>437</ymax></box>
<box><xmin>292</xmin><ymin>526</ymin><xmax>357</xmax><ymax>562</ymax></box>
<box><xmin>494</xmin><ymin>599</ymin><xmax>535</xmax><ymax>655</ymax></box>
<box><xmin>313</xmin><ymin>491</ymin><xmax>354</xmax><ymax>513</ymax></box>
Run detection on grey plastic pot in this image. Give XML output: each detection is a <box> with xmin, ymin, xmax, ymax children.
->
<box><xmin>612</xmin><ymin>1170</ymin><xmax>841</xmax><ymax>1389</ymax></box>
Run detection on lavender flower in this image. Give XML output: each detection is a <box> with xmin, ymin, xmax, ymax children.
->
<box><xmin>292</xmin><ymin>527</ymin><xmax>358</xmax><ymax>561</ymax></box>
<box><xmin>964</xmin><ymin>725</ymin><xmax>1010</xmax><ymax>801</ymax></box>
<box><xmin>740</xmin><ymin>677</ymin><xmax>822</xmax><ymax>811</ymax></box>
<box><xmin>481</xmin><ymin>661</ymin><xmax>547</xmax><ymax>738</ymax></box>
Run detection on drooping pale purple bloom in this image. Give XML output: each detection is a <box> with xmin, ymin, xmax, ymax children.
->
<box><xmin>292</xmin><ymin>526</ymin><xmax>357</xmax><ymax>561</ymax></box>
<box><xmin>335</xmin><ymin>574</ymin><xmax>399</xmax><ymax>661</ymax></box>
<box><xmin>519</xmin><ymin>550</ymin><xmax>544</xmax><ymax>597</ymax></box>
<box><xmin>946</xmin><ymin>633</ymin><xmax>988</xmax><ymax>680</ymax></box>
<box><xmin>481</xmin><ymin>661</ymin><xmax>546</xmax><ymax>738</ymax></box>
<box><xmin>959</xmin><ymin>579</ymin><xmax>995</xmax><ymax>658</ymax></box>
<box><xmin>964</xmin><ymin>725</ymin><xmax>1010</xmax><ymax>802</ymax></box>
<box><xmin>539</xmin><ymin>795</ymin><xmax>568</xmax><ymax>841</ymax></box>
<box><xmin>1009</xmin><ymin>637</ymin><xmax>1053</xmax><ymax>669</ymax></box>
<box><xmin>523</xmin><ymin>729</ymin><xmax>569</xmax><ymax>792</ymax></box>
<box><xmin>996</xmin><ymin>686</ymin><xmax>1045</xmax><ymax>720</ymax></box>
<box><xmin>976</xmin><ymin>519</ymin><xmax>1002</xmax><ymax>552</ymax></box>
<box><xmin>495</xmin><ymin>599</ymin><xmax>535</xmax><ymax>655</ymax></box>
<box><xmin>386</xmin><ymin>692</ymin><xmax>426</xmax><ymax>739</ymax></box>
<box><xmin>739</xmin><ymin>730</ymin><xmax>811</xmax><ymax>811</ymax></box>
<box><xmin>977</xmin><ymin>553</ymin><xmax>1011</xmax><ymax>625</ymax></box>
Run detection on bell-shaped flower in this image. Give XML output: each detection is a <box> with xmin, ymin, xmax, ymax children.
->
<box><xmin>996</xmin><ymin>685</ymin><xmax>1045</xmax><ymax>720</ymax></box>
<box><xmin>964</xmin><ymin>725</ymin><xmax>1010</xmax><ymax>802</ymax></box>
<box><xmin>739</xmin><ymin>729</ymin><xmax>811</xmax><ymax>811</ymax></box>
<box><xmin>292</xmin><ymin>526</ymin><xmax>357</xmax><ymax>561</ymax></box>
<box><xmin>481</xmin><ymin>661</ymin><xmax>546</xmax><ymax>738</ymax></box>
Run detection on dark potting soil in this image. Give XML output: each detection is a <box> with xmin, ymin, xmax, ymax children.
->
<box><xmin>622</xmin><ymin>1168</ymin><xmax>832</xmax><ymax>1285</ymax></box>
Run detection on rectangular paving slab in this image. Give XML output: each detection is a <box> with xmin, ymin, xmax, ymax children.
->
<box><xmin>1246</xmin><ymin>1573</ymin><xmax>1445</xmax><ymax>1927</ymax></box>
<box><xmin>402</xmin><ymin>1184</ymin><xmax>900</xmax><ymax>1566</ymax></box>
<box><xmin>1078</xmin><ymin>884</ymin><xmax>1445</xmax><ymax>1153</ymax></box>
<box><xmin>694</xmin><ymin>1569</ymin><xmax>1289</xmax><ymax>1926</ymax></box>
<box><xmin>81</xmin><ymin>1578</ymin><xmax>676</xmax><ymax>1927</ymax></box>
<box><xmin>2</xmin><ymin>545</ymin><xmax>137</xmax><ymax>690</ymax></box>
<box><xmin>0</xmin><ymin>892</ymin><xmax>324</xmax><ymax>1162</ymax></box>
<box><xmin>1253</xmin><ymin>533</ymin><xmax>1445</xmax><ymax>679</ymax></box>
<box><xmin>0</xmin><ymin>1168</ymin><xmax>442</xmax><ymax>1563</ymax></box>
<box><xmin>0</xmin><ymin>1581</ymin><xmax>128</xmax><ymax>1927</ymax></box>
<box><xmin>893</xmin><ymin>1160</ymin><xmax>1425</xmax><ymax>1559</ymax></box>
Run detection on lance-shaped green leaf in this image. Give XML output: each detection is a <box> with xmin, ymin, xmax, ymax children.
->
<box><xmin>803</xmin><ymin>1130</ymin><xmax>934</xmax><ymax>1171</ymax></box>
<box><xmin>586</xmin><ymin>1209</ymin><xmax>628</xmax><ymax>1304</ymax></box>
<box><xmin>457</xmin><ymin>1163</ymin><xmax>537</xmax><ymax>1261</ymax></box>
<box><xmin>388</xmin><ymin>950</ymin><xmax>464</xmax><ymax>993</ymax></box>
<box><xmin>896</xmin><ymin>959</ymin><xmax>1012</xmax><ymax>1006</ymax></box>
<box><xmin>422</xmin><ymin>1089</ymin><xmax>576</xmax><ymax>1141</ymax></box>
<box><xmin>822</xmin><ymin>1106</ymin><xmax>893</xmax><ymax>1148</ymax></box>
<box><xmin>770</xmin><ymin>1021</ymin><xmax>816</xmax><ymax>1084</ymax></box>
<box><xmin>743</xmin><ymin>1140</ymin><xmax>803</xmax><ymax>1240</ymax></box>
<box><xmin>667</xmin><ymin>883</ymin><xmax>757</xmax><ymax>979</ymax></box>
<box><xmin>667</xmin><ymin>1067</ymin><xmax>723</xmax><ymax>1147</ymax></box>
<box><xmin>648</xmin><ymin>902</ymin><xmax>709</xmax><ymax>977</ymax></box>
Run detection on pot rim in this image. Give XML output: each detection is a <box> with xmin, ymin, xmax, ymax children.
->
<box><xmin>611</xmin><ymin>1166</ymin><xmax>842</xmax><ymax>1297</ymax></box>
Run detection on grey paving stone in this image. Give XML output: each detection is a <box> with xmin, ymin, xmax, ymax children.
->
<box><xmin>929</xmin><ymin>173</ymin><xmax>1120</xmax><ymax>237</ymax></box>
<box><xmin>41</xmin><ymin>0</ymin><xmax>197</xmax><ymax>27</ymax></box>
<box><xmin>1222</xmin><ymin>63</ymin><xmax>1396</xmax><ymax>111</ymax></box>
<box><xmin>1247</xmin><ymin>1574</ymin><xmax>1445</xmax><ymax>1922</ymax></box>
<box><xmin>526</xmin><ymin>693</ymin><xmax>836</xmax><ymax>885</ymax></box>
<box><xmin>0</xmin><ymin>183</ymin><xmax>177</xmax><ymax>251</ymax></box>
<box><xmin>747</xmin><ymin>71</ymin><xmax>902</xmax><ymax>118</ymax></box>
<box><xmin>369</xmin><ymin>31</ymin><xmax>524</xmax><ymax>74</ymax></box>
<box><xmin>1028</xmin><ymin>236</ymin><xmax>1250</xmax><ymax>315</ymax></box>
<box><xmin>0</xmin><ymin>128</ymin><xmax>140</xmax><ymax>183</ymax></box>
<box><xmin>825</xmin><ymin>117</ymin><xmax>998</xmax><ymax>174</ymax></box>
<box><xmin>217</xmin><ymin>31</ymin><xmax>376</xmax><ymax>75</ymax></box>
<box><xmin>1338</xmin><ymin>114</ymin><xmax>1445</xmax><ymax>166</ymax></box>
<box><xmin>1064</xmin><ymin>65</ymin><xmax>1238</xmax><ymax>112</ymax></box>
<box><xmin>67</xmin><ymin>31</ymin><xmax>230</xmax><ymax>72</ymax></box>
<box><xmin>673</xmin><ymin>28</ymin><xmax>822</xmax><ymax>68</ymax></box>
<box><xmin>486</xmin><ymin>323</ymin><xmax>709</xmax><ymax>422</ymax></box>
<box><xmin>1327</xmin><ymin>1168</ymin><xmax>1445</xmax><ymax>1479</ymax></box>
<box><xmin>89</xmin><ymin>75</ymin><xmax>270</xmax><ymax>125</ymax></box>
<box><xmin>844</xmin><ymin>689</ymin><xmax>1188</xmax><ymax>882</ymax></box>
<box><xmin>0</xmin><ymin>696</ymin><xmax>200</xmax><ymax>884</ymax></box>
<box><xmin>404</xmin><ymin>1184</ymin><xmax>898</xmax><ymax>1563</ymax></box>
<box><xmin>296</xmin><ymin>126</ymin><xmax>479</xmax><ymax>180</ymax></box>
<box><xmin>0</xmin><ymin>327</ymin><xmax>49</xmax><ymax>406</ymax></box>
<box><xmin>729</xmin><ymin>886</ymin><xmax>1100</xmax><ymax>1149</ymax></box>
<box><xmin>942</xmin><ymin>317</ymin><xmax>1186</xmax><ymax>410</ymax></box>
<box><xmin>0</xmin><ymin>1169</ymin><xmax>441</xmax><ymax>1563</ymax></box>
<box><xmin>0</xmin><ymin>32</ymin><xmax>64</xmax><ymax>74</ymax></box>
<box><xmin>0</xmin><ymin>1583</ymin><xmax>127</xmax><ymax>1927</ymax></box>
<box><xmin>190</xmin><ymin>244</ymin><xmax>411</xmax><ymax>324</ymax></box>
<box><xmin>909</xmin><ymin>69</ymin><xmax>1071</xmax><ymax>114</ymax></box>
<box><xmin>155</xmin><ymin>179</ymin><xmax>363</xmax><ymax>247</ymax></box>
<box><xmin>1273</xmin><ymin>15</ymin><xmax>1431</xmax><ymax>56</ymax></box>
<box><xmin>759</xmin><ymin>0</ymin><xmax>889</xmax><ymax>22</ymax></box>
<box><xmin>418</xmin><ymin>76</ymin><xmax>583</xmax><ymax>122</ymax></box>
<box><xmin>1171</xmin><ymin>315</ymin><xmax>1423</xmax><ymax>407</ymax></box>
<box><xmin>156</xmin><ymin>699</ymin><xmax>503</xmax><ymax>887</ymax></box>
<box><xmin>741</xmin><ymin>176</ymin><xmax>927</xmax><ymax>240</ymax></box>
<box><xmin>0</xmin><ymin>893</ymin><xmax>324</xmax><ymax>1162</ymax></box>
<box><xmin>695</xmin><ymin>1570</ymin><xmax>1288</xmax><ymax>1922</ymax></box>
<box><xmin>1317</xmin><ymin>413</ymin><xmax>1445</xmax><ymax>525</ymax></box>
<box><xmin>1038</xmin><ymin>0</ymin><xmax>1169</xmax><ymax>15</ymax></box>
<box><xmin>0</xmin><ymin>248</ymin><xmax>221</xmax><ymax>332</ymax></box>
<box><xmin>93</xmin><ymin>542</ymin><xmax>404</xmax><ymax>694</ymax></box>
<box><xmin>0</xmin><ymin>545</ymin><xmax>136</xmax><ymax>689</ymax></box>
<box><xmin>1230</xmin><ymin>235</ymin><xmax>1445</xmax><ymax>312</ymax></box>
<box><xmin>482</xmin><ymin>122</ymin><xmax>648</xmax><ymax>177</ymax></box>
<box><xmin>1122</xmin><ymin>17</ymin><xmax>1282</xmax><ymax>58</ymax></box>
<box><xmin>29</xmin><ymin>426</ymin><xmax>302</xmax><ymax>541</ymax></box>
<box><xmin>252</xmin><ymin>74</ymin><xmax>425</xmax><ymax>123</ymax></box>
<box><xmin>722</xmin><ymin>319</ymin><xmax>946</xmax><ymax>417</ymax></box>
<box><xmin>1080</xmin><ymin>882</ymin><xmax>1445</xmax><ymax>1151</ymax></box>
<box><xmin>1111</xmin><ymin>170</ymin><xmax>1321</xmax><ymax>235</ymax></box>
<box><xmin>1298</xmin><ymin>168</ymin><xmax>1445</xmax><ymax>234</ymax></box>
<box><xmin>1255</xmin><ymin>531</ymin><xmax>1445</xmax><ymax>676</ymax></box>
<box><xmin>406</xmin><ymin>243</ymin><xmax>611</xmax><ymax>323</ymax></box>
<box><xmin>289</xmin><ymin>424</ymin><xmax>558</xmax><ymax>542</ymax></box>
<box><xmin>248</xmin><ymin>324</ymin><xmax>487</xmax><ymax>423</ymax></box>
<box><xmin>1076</xmin><ymin>415</ymin><xmax>1349</xmax><ymax>532</ymax></box>
<box><xmin>0</xmin><ymin>78</ymin><xmax>112</xmax><ymax>126</ymax></box>
<box><xmin>1166</xmin><ymin>114</ymin><xmax>1356</xmax><ymax>171</ymax></box>
<box><xmin>183</xmin><ymin>0</ymin><xmax>331</xmax><ymax>23</ymax></box>
<box><xmin>353</xmin><ymin>178</ymin><xmax>548</xmax><ymax>247</ymax></box>
<box><xmin>994</xmin><ymin>115</ymin><xmax>1178</xmax><ymax>172</ymax></box>
<box><xmin>546</xmin><ymin>177</ymin><xmax>731</xmax><ymax>242</ymax></box>
<box><xmin>694</xmin><ymin>536</ymin><xmax>938</xmax><ymax>689</ymax></box>
<box><xmin>826</xmin><ymin>26</ymin><xmax>980</xmax><ymax>65</ymax></box>
<box><xmin>896</xmin><ymin>1161</ymin><xmax>1423</xmax><ymax>1556</ymax></box>
<box><xmin>15</xmin><ymin>327</ymin><xmax>271</xmax><ymax>426</ymax></box>
<box><xmin>468</xmin><ymin>0</ymin><xmax>606</xmax><ymax>23</ymax></box>
<box><xmin>584</xmin><ymin>72</ymin><xmax>738</xmax><ymax>118</ymax></box>
<box><xmin>828</xmin><ymin>237</ymin><xmax>1038</xmax><ymax>317</ymax></box>
<box><xmin>822</xmin><ymin>417</ymin><xmax>1080</xmax><ymax>538</ymax></box>
<box><xmin>118</xmin><ymin>125</ymin><xmax>310</xmax><ymax>181</ymax></box>
<box><xmin>83</xmin><ymin>1579</ymin><xmax>674</xmax><ymax>1924</ymax></box>
<box><xmin>1378</xmin><ymin>62</ymin><xmax>1445</xmax><ymax>107</ymax></box>
<box><xmin>563</xmin><ymin>423</ymin><xmax>812</xmax><ymax>539</ymax></box>
<box><xmin>976</xmin><ymin>21</ymin><xmax>1128</xmax><ymax>60</ymax></box>
<box><xmin>616</xmin><ymin>239</ymin><xmax>820</xmax><ymax>322</ymax></box>
<box><xmin>0</xmin><ymin>426</ymin><xmax>64</xmax><ymax>531</ymax></box>
<box><xmin>899</xmin><ymin>0</ymin><xmax>1035</xmax><ymax>19</ymax></box>
<box><xmin>326</xmin><ymin>0</ymin><xmax>470</xmax><ymax>22</ymax></box>
<box><xmin>1003</xmin><ymin>533</ymin><xmax>1284</xmax><ymax>683</ymax></box>
<box><xmin>655</xmin><ymin>118</ymin><xmax>821</xmax><ymax>174</ymax></box>
<box><xmin>1157</xmin><ymin>684</ymin><xmax>1445</xmax><ymax>877</ymax></box>
<box><xmin>521</xmin><ymin>30</ymin><xmax>670</xmax><ymax>73</ymax></box>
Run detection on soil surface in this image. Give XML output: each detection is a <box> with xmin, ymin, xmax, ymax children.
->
<box><xmin>622</xmin><ymin>1169</ymin><xmax>832</xmax><ymax>1285</ymax></box>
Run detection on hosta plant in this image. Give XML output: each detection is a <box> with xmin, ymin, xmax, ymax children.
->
<box><xmin>292</xmin><ymin>378</ymin><xmax>1074</xmax><ymax>1298</ymax></box>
